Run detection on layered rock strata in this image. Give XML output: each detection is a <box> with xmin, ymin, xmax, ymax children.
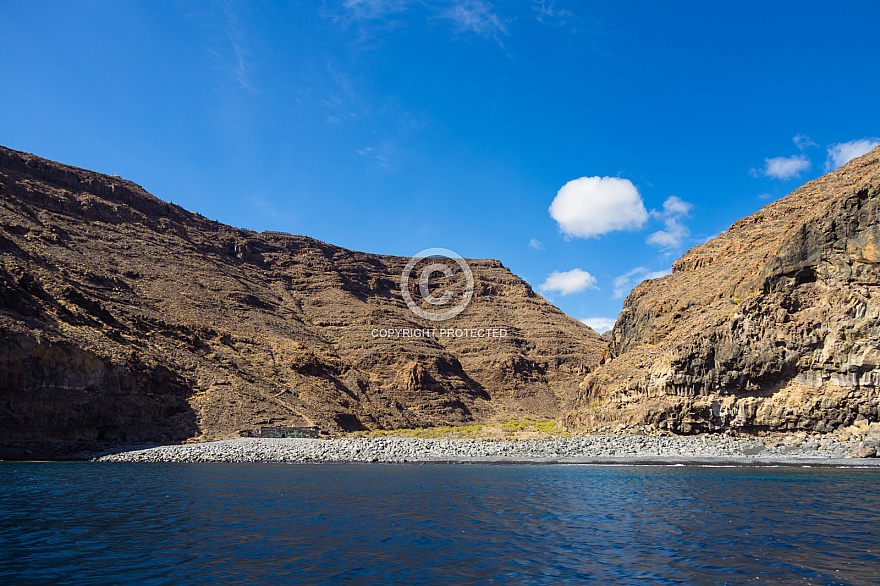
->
<box><xmin>570</xmin><ymin>146</ymin><xmax>880</xmax><ymax>434</ymax></box>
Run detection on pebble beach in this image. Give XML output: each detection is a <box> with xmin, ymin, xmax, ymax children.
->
<box><xmin>96</xmin><ymin>433</ymin><xmax>880</xmax><ymax>465</ymax></box>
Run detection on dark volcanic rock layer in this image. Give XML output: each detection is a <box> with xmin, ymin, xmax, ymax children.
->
<box><xmin>570</xmin><ymin>146</ymin><xmax>880</xmax><ymax>434</ymax></box>
<box><xmin>0</xmin><ymin>146</ymin><xmax>605</xmax><ymax>455</ymax></box>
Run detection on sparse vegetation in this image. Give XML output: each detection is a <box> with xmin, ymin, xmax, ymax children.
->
<box><xmin>355</xmin><ymin>418</ymin><xmax>568</xmax><ymax>440</ymax></box>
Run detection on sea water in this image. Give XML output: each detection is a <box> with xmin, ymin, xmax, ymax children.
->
<box><xmin>1</xmin><ymin>463</ymin><xmax>878</xmax><ymax>585</ymax></box>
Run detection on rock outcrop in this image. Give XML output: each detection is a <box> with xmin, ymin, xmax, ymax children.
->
<box><xmin>569</xmin><ymin>146</ymin><xmax>880</xmax><ymax>434</ymax></box>
<box><xmin>0</xmin><ymin>146</ymin><xmax>605</xmax><ymax>456</ymax></box>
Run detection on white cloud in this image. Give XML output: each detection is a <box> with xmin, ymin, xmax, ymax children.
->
<box><xmin>528</xmin><ymin>238</ymin><xmax>545</xmax><ymax>250</ymax></box>
<box><xmin>659</xmin><ymin>195</ymin><xmax>692</xmax><ymax>217</ymax></box>
<box><xmin>539</xmin><ymin>269</ymin><xmax>598</xmax><ymax>296</ymax></box>
<box><xmin>580</xmin><ymin>317</ymin><xmax>616</xmax><ymax>333</ymax></box>
<box><xmin>758</xmin><ymin>154</ymin><xmax>811</xmax><ymax>180</ymax></box>
<box><xmin>646</xmin><ymin>195</ymin><xmax>693</xmax><ymax>249</ymax></box>
<box><xmin>646</xmin><ymin>226</ymin><xmax>686</xmax><ymax>249</ymax></box>
<box><xmin>824</xmin><ymin>138</ymin><xmax>880</xmax><ymax>171</ymax></box>
<box><xmin>549</xmin><ymin>176</ymin><xmax>649</xmax><ymax>239</ymax></box>
<box><xmin>613</xmin><ymin>266</ymin><xmax>670</xmax><ymax>299</ymax></box>
<box><xmin>750</xmin><ymin>136</ymin><xmax>817</xmax><ymax>180</ymax></box>
<box><xmin>750</xmin><ymin>134</ymin><xmax>879</xmax><ymax>180</ymax></box>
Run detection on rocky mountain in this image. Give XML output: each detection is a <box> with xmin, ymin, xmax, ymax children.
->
<box><xmin>0</xmin><ymin>146</ymin><xmax>606</xmax><ymax>456</ymax></box>
<box><xmin>569</xmin><ymin>146</ymin><xmax>880</xmax><ymax>434</ymax></box>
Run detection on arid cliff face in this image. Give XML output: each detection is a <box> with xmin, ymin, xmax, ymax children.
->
<box><xmin>0</xmin><ymin>146</ymin><xmax>606</xmax><ymax>453</ymax></box>
<box><xmin>570</xmin><ymin>146</ymin><xmax>880</xmax><ymax>434</ymax></box>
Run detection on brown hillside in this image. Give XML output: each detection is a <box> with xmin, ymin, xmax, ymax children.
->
<box><xmin>0</xmin><ymin>146</ymin><xmax>606</xmax><ymax>455</ymax></box>
<box><xmin>569</xmin><ymin>146</ymin><xmax>880</xmax><ymax>434</ymax></box>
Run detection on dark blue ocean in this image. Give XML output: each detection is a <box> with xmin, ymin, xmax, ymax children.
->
<box><xmin>1</xmin><ymin>463</ymin><xmax>878</xmax><ymax>585</ymax></box>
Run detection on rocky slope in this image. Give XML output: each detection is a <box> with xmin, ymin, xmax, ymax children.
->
<box><xmin>569</xmin><ymin>146</ymin><xmax>880</xmax><ymax>434</ymax></box>
<box><xmin>0</xmin><ymin>146</ymin><xmax>605</xmax><ymax>456</ymax></box>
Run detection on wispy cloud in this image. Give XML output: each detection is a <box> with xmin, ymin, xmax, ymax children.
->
<box><xmin>187</xmin><ymin>1</ymin><xmax>259</xmax><ymax>138</ymax></box>
<box><xmin>613</xmin><ymin>267</ymin><xmax>644</xmax><ymax>299</ymax></box>
<box><xmin>613</xmin><ymin>266</ymin><xmax>670</xmax><ymax>299</ymax></box>
<box><xmin>825</xmin><ymin>138</ymin><xmax>880</xmax><ymax>171</ymax></box>
<box><xmin>343</xmin><ymin>0</ymin><xmax>411</xmax><ymax>19</ymax></box>
<box><xmin>646</xmin><ymin>195</ymin><xmax>692</xmax><ymax>249</ymax></box>
<box><xmin>326</xmin><ymin>111</ymin><xmax>357</xmax><ymax>124</ymax></box>
<box><xmin>698</xmin><ymin>232</ymin><xmax>720</xmax><ymax>245</ymax></box>
<box><xmin>528</xmin><ymin>238</ymin><xmax>545</xmax><ymax>250</ymax></box>
<box><xmin>539</xmin><ymin>268</ymin><xmax>598</xmax><ymax>296</ymax></box>
<box><xmin>223</xmin><ymin>1</ymin><xmax>252</xmax><ymax>91</ymax></box>
<box><xmin>248</xmin><ymin>195</ymin><xmax>296</xmax><ymax>223</ymax></box>
<box><xmin>532</xmin><ymin>0</ymin><xmax>572</xmax><ymax>26</ymax></box>
<box><xmin>319</xmin><ymin>62</ymin><xmax>366</xmax><ymax>125</ymax></box>
<box><xmin>357</xmin><ymin>142</ymin><xmax>395</xmax><ymax>168</ymax></box>
<box><xmin>793</xmin><ymin>133</ymin><xmax>818</xmax><ymax>151</ymax></box>
<box><xmin>330</xmin><ymin>0</ymin><xmax>415</xmax><ymax>44</ymax></box>
<box><xmin>338</xmin><ymin>0</ymin><xmax>510</xmax><ymax>45</ymax></box>
<box><xmin>439</xmin><ymin>0</ymin><xmax>509</xmax><ymax>40</ymax></box>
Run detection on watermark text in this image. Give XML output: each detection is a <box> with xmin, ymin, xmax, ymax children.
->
<box><xmin>372</xmin><ymin>327</ymin><xmax>507</xmax><ymax>339</ymax></box>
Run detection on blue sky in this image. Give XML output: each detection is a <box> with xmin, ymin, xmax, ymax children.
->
<box><xmin>2</xmin><ymin>1</ymin><xmax>879</xmax><ymax>331</ymax></box>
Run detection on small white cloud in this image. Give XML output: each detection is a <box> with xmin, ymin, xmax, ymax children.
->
<box><xmin>528</xmin><ymin>238</ymin><xmax>545</xmax><ymax>250</ymax></box>
<box><xmin>646</xmin><ymin>222</ymin><xmax>688</xmax><ymax>248</ymax></box>
<box><xmin>761</xmin><ymin>154</ymin><xmax>812</xmax><ymax>180</ymax></box>
<box><xmin>824</xmin><ymin>138</ymin><xmax>880</xmax><ymax>171</ymax></box>
<box><xmin>580</xmin><ymin>317</ymin><xmax>616</xmax><ymax>332</ymax></box>
<box><xmin>613</xmin><ymin>266</ymin><xmax>670</xmax><ymax>299</ymax></box>
<box><xmin>549</xmin><ymin>176</ymin><xmax>649</xmax><ymax>239</ymax></box>
<box><xmin>658</xmin><ymin>195</ymin><xmax>692</xmax><ymax>217</ymax></box>
<box><xmin>647</xmin><ymin>195</ymin><xmax>692</xmax><ymax>249</ymax></box>
<box><xmin>539</xmin><ymin>269</ymin><xmax>598</xmax><ymax>296</ymax></box>
<box><xmin>751</xmin><ymin>135</ymin><xmax>819</xmax><ymax>180</ymax></box>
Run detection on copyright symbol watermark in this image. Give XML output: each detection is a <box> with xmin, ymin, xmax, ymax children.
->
<box><xmin>401</xmin><ymin>248</ymin><xmax>474</xmax><ymax>321</ymax></box>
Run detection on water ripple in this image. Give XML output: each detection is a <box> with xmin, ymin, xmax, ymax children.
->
<box><xmin>1</xmin><ymin>463</ymin><xmax>879</xmax><ymax>585</ymax></box>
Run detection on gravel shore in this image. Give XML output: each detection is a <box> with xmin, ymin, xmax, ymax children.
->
<box><xmin>96</xmin><ymin>434</ymin><xmax>880</xmax><ymax>465</ymax></box>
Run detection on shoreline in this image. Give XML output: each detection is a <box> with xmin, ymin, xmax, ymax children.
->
<box><xmin>90</xmin><ymin>435</ymin><xmax>880</xmax><ymax>466</ymax></box>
